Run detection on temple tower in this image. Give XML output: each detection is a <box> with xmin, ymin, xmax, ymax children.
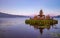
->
<box><xmin>39</xmin><ymin>10</ymin><xmax>43</xmax><ymax>17</ymax></box>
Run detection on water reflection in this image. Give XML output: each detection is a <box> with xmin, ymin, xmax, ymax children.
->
<box><xmin>25</xmin><ymin>22</ymin><xmax>58</xmax><ymax>35</ymax></box>
<box><xmin>0</xmin><ymin>18</ymin><xmax>24</xmax><ymax>26</ymax></box>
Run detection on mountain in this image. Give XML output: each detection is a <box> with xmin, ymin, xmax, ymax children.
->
<box><xmin>0</xmin><ymin>12</ymin><xmax>29</xmax><ymax>18</ymax></box>
<box><xmin>53</xmin><ymin>15</ymin><xmax>60</xmax><ymax>18</ymax></box>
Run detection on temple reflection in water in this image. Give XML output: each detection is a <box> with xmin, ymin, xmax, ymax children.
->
<box><xmin>25</xmin><ymin>23</ymin><xmax>58</xmax><ymax>35</ymax></box>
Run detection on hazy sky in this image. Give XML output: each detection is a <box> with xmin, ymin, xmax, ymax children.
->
<box><xmin>0</xmin><ymin>0</ymin><xmax>60</xmax><ymax>16</ymax></box>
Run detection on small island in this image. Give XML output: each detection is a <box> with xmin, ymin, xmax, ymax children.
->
<box><xmin>25</xmin><ymin>10</ymin><xmax>58</xmax><ymax>26</ymax></box>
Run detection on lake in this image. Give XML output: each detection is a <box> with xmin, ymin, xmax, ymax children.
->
<box><xmin>0</xmin><ymin>18</ymin><xmax>60</xmax><ymax>38</ymax></box>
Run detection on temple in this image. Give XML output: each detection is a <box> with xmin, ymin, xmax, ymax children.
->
<box><xmin>31</xmin><ymin>10</ymin><xmax>50</xmax><ymax>20</ymax></box>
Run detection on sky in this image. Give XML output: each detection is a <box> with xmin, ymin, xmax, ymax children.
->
<box><xmin>0</xmin><ymin>0</ymin><xmax>60</xmax><ymax>16</ymax></box>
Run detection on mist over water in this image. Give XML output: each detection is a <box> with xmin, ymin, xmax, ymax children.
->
<box><xmin>0</xmin><ymin>18</ymin><xmax>60</xmax><ymax>38</ymax></box>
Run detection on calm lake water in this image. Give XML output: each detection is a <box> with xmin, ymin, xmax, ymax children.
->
<box><xmin>0</xmin><ymin>18</ymin><xmax>60</xmax><ymax>38</ymax></box>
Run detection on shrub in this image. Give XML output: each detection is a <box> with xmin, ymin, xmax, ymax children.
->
<box><xmin>25</xmin><ymin>19</ymin><xmax>58</xmax><ymax>26</ymax></box>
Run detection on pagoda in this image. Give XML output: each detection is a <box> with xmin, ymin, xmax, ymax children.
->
<box><xmin>32</xmin><ymin>10</ymin><xmax>50</xmax><ymax>20</ymax></box>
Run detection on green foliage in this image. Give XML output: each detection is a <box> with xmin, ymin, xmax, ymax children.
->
<box><xmin>25</xmin><ymin>19</ymin><xmax>58</xmax><ymax>26</ymax></box>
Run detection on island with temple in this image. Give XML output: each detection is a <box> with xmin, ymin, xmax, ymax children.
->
<box><xmin>25</xmin><ymin>10</ymin><xmax>58</xmax><ymax>26</ymax></box>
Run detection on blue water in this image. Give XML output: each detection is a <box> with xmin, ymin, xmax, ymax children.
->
<box><xmin>0</xmin><ymin>18</ymin><xmax>60</xmax><ymax>38</ymax></box>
